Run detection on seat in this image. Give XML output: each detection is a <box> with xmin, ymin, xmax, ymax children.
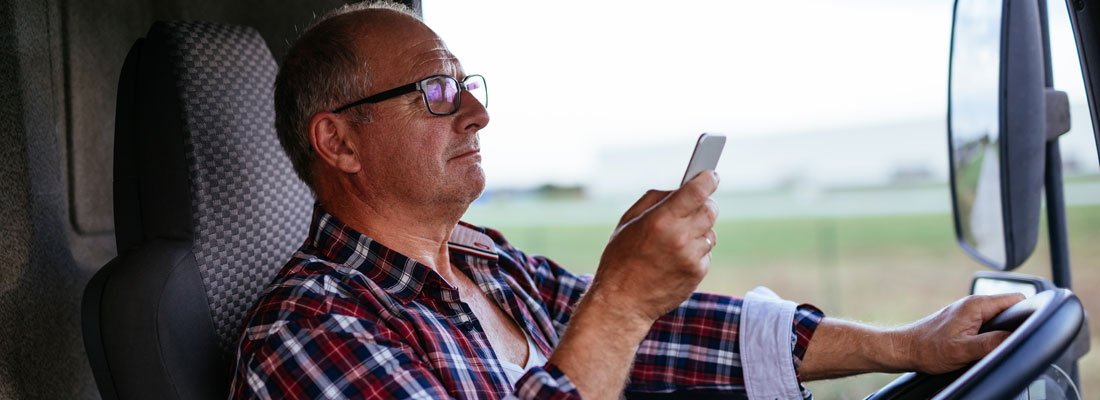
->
<box><xmin>82</xmin><ymin>21</ymin><xmax>314</xmax><ymax>400</ymax></box>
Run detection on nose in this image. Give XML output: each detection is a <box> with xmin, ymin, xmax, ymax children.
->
<box><xmin>453</xmin><ymin>89</ymin><xmax>489</xmax><ymax>134</ymax></box>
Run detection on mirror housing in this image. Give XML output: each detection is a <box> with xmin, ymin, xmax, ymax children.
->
<box><xmin>970</xmin><ymin>270</ymin><xmax>1056</xmax><ymax>297</ymax></box>
<box><xmin>948</xmin><ymin>0</ymin><xmax>1048</xmax><ymax>270</ymax></box>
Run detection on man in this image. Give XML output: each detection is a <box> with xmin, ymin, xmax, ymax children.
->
<box><xmin>230</xmin><ymin>2</ymin><xmax>1024</xmax><ymax>399</ymax></box>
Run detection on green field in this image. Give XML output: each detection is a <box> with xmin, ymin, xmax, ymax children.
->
<box><xmin>467</xmin><ymin>203</ymin><xmax>1100</xmax><ymax>398</ymax></box>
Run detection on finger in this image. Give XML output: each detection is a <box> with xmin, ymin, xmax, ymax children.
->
<box><xmin>967</xmin><ymin>330</ymin><xmax>1013</xmax><ymax>357</ymax></box>
<box><xmin>977</xmin><ymin>293</ymin><xmax>1028</xmax><ymax>321</ymax></box>
<box><xmin>690</xmin><ymin>230</ymin><xmax>718</xmax><ymax>260</ymax></box>
<box><xmin>619</xmin><ymin>190</ymin><xmax>672</xmax><ymax>226</ymax></box>
<box><xmin>676</xmin><ymin>199</ymin><xmax>719</xmax><ymax>242</ymax></box>
<box><xmin>663</xmin><ymin>171</ymin><xmax>719</xmax><ymax>218</ymax></box>
<box><xmin>689</xmin><ymin>198</ymin><xmax>720</xmax><ymax>227</ymax></box>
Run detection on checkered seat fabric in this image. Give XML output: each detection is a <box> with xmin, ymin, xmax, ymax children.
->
<box><xmin>82</xmin><ymin>21</ymin><xmax>313</xmax><ymax>400</ymax></box>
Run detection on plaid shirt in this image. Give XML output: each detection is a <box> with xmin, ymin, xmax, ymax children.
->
<box><xmin>229</xmin><ymin>207</ymin><xmax>824</xmax><ymax>399</ymax></box>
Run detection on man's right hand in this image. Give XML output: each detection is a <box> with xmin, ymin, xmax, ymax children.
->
<box><xmin>548</xmin><ymin>171</ymin><xmax>721</xmax><ymax>400</ymax></box>
<box><xmin>590</xmin><ymin>171</ymin><xmax>721</xmax><ymax>324</ymax></box>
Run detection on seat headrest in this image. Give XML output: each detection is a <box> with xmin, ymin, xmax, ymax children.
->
<box><xmin>116</xmin><ymin>20</ymin><xmax>314</xmax><ymax>355</ymax></box>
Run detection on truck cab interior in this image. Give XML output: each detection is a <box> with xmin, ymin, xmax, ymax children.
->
<box><xmin>1</xmin><ymin>0</ymin><xmax>1098</xmax><ymax>399</ymax></box>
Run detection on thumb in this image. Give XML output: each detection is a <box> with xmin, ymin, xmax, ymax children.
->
<box><xmin>978</xmin><ymin>293</ymin><xmax>1027</xmax><ymax>321</ymax></box>
<box><xmin>617</xmin><ymin>190</ymin><xmax>671</xmax><ymax>226</ymax></box>
<box><xmin>663</xmin><ymin>171</ymin><xmax>718</xmax><ymax>218</ymax></box>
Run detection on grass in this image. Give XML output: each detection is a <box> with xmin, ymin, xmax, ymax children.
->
<box><xmin>467</xmin><ymin>203</ymin><xmax>1100</xmax><ymax>398</ymax></box>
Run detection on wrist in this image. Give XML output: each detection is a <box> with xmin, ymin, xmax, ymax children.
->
<box><xmin>574</xmin><ymin>287</ymin><xmax>654</xmax><ymax>340</ymax></box>
<box><xmin>548</xmin><ymin>286</ymin><xmax>654</xmax><ymax>399</ymax></box>
<box><xmin>879</xmin><ymin>326</ymin><xmax>915</xmax><ymax>372</ymax></box>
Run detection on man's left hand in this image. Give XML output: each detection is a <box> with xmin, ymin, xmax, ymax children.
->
<box><xmin>895</xmin><ymin>293</ymin><xmax>1026</xmax><ymax>374</ymax></box>
<box><xmin>800</xmin><ymin>293</ymin><xmax>1026</xmax><ymax>380</ymax></box>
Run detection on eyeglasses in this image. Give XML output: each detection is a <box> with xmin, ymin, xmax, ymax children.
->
<box><xmin>331</xmin><ymin>74</ymin><xmax>487</xmax><ymax>116</ymax></box>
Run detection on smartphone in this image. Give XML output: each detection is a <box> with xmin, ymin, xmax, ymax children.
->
<box><xmin>680</xmin><ymin>133</ymin><xmax>726</xmax><ymax>187</ymax></box>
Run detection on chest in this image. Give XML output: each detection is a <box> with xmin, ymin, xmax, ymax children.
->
<box><xmin>372</xmin><ymin>261</ymin><xmax>555</xmax><ymax>396</ymax></box>
<box><xmin>451</xmin><ymin>273</ymin><xmax>530</xmax><ymax>367</ymax></box>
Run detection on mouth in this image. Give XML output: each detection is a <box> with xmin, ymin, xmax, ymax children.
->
<box><xmin>450</xmin><ymin>148</ymin><xmax>481</xmax><ymax>161</ymax></box>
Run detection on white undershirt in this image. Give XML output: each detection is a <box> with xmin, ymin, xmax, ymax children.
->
<box><xmin>500</xmin><ymin>330</ymin><xmax>548</xmax><ymax>386</ymax></box>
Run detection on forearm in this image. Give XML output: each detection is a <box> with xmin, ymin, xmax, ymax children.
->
<box><xmin>548</xmin><ymin>290</ymin><xmax>652</xmax><ymax>400</ymax></box>
<box><xmin>797</xmin><ymin>317</ymin><xmax>908</xmax><ymax>381</ymax></box>
<box><xmin>799</xmin><ymin>294</ymin><xmax>1024</xmax><ymax>380</ymax></box>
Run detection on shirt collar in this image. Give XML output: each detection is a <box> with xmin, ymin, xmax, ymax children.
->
<box><xmin>449</xmin><ymin>221</ymin><xmax>500</xmax><ymax>260</ymax></box>
<box><xmin>306</xmin><ymin>205</ymin><xmax>499</xmax><ymax>303</ymax></box>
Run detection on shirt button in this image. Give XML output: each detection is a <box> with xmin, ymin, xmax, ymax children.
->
<box><xmin>462</xmin><ymin>321</ymin><xmax>475</xmax><ymax>331</ymax></box>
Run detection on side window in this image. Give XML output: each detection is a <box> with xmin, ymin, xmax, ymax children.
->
<box><xmin>1015</xmin><ymin>1</ymin><xmax>1100</xmax><ymax>392</ymax></box>
<box><xmin>1049</xmin><ymin>0</ymin><xmax>1099</xmax><ymax>175</ymax></box>
<box><xmin>1011</xmin><ymin>2</ymin><xmax>1099</xmax><ymax>299</ymax></box>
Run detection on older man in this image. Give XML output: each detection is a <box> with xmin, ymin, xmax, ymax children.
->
<box><xmin>229</xmin><ymin>2</ymin><xmax>1023</xmax><ymax>399</ymax></box>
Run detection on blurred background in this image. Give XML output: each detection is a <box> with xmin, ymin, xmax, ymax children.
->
<box><xmin>425</xmin><ymin>0</ymin><xmax>1099</xmax><ymax>397</ymax></box>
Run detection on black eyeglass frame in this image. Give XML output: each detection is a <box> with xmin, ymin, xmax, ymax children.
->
<box><xmin>330</xmin><ymin>74</ymin><xmax>487</xmax><ymax>116</ymax></box>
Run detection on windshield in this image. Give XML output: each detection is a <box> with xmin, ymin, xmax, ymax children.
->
<box><xmin>426</xmin><ymin>1</ymin><xmax>1100</xmax><ymax>396</ymax></box>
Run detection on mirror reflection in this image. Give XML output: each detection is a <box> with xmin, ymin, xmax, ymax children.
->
<box><xmin>971</xmin><ymin>277</ymin><xmax>1038</xmax><ymax>297</ymax></box>
<box><xmin>950</xmin><ymin>0</ymin><xmax>1005</xmax><ymax>266</ymax></box>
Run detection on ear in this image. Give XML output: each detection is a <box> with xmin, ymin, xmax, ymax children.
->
<box><xmin>308</xmin><ymin>111</ymin><xmax>362</xmax><ymax>174</ymax></box>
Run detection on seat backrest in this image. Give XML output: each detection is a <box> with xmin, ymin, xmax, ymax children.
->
<box><xmin>82</xmin><ymin>21</ymin><xmax>313</xmax><ymax>400</ymax></box>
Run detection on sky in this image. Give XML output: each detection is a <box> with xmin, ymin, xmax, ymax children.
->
<box><xmin>423</xmin><ymin>0</ymin><xmax>1098</xmax><ymax>194</ymax></box>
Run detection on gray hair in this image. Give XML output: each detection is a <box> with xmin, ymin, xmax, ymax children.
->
<box><xmin>274</xmin><ymin>1</ymin><xmax>420</xmax><ymax>192</ymax></box>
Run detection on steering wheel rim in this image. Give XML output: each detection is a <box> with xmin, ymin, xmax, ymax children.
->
<box><xmin>865</xmin><ymin>289</ymin><xmax>1084</xmax><ymax>400</ymax></box>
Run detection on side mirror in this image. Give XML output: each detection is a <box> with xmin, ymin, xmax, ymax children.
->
<box><xmin>948</xmin><ymin>0</ymin><xmax>1067</xmax><ymax>270</ymax></box>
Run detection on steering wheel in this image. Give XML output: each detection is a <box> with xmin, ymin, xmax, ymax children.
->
<box><xmin>865</xmin><ymin>289</ymin><xmax>1084</xmax><ymax>400</ymax></box>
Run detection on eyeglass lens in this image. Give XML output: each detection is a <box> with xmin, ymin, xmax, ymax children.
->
<box><xmin>464</xmin><ymin>76</ymin><xmax>487</xmax><ymax>109</ymax></box>
<box><xmin>422</xmin><ymin>76</ymin><xmax>487</xmax><ymax>115</ymax></box>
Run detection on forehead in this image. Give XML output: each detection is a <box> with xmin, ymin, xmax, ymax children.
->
<box><xmin>352</xmin><ymin>10</ymin><xmax>462</xmax><ymax>88</ymax></box>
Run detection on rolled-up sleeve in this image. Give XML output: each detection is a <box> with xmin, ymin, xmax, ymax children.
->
<box><xmin>740</xmin><ymin>287</ymin><xmax>824</xmax><ymax>400</ymax></box>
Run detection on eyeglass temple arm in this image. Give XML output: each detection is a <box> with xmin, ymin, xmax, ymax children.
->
<box><xmin>331</xmin><ymin>82</ymin><xmax>419</xmax><ymax>113</ymax></box>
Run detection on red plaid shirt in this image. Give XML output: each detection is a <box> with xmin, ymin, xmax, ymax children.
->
<box><xmin>229</xmin><ymin>207</ymin><xmax>823</xmax><ymax>399</ymax></box>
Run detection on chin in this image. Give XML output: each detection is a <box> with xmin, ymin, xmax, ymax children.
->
<box><xmin>438</xmin><ymin>167</ymin><xmax>485</xmax><ymax>208</ymax></box>
<box><xmin>460</xmin><ymin>169</ymin><xmax>487</xmax><ymax>203</ymax></box>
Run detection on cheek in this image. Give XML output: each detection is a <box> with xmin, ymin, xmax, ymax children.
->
<box><xmin>357</xmin><ymin>134</ymin><xmax>419</xmax><ymax>177</ymax></box>
<box><xmin>369</xmin><ymin>119</ymin><xmax>429</xmax><ymax>161</ymax></box>
<box><xmin>366</xmin><ymin>108</ymin><xmax>455</xmax><ymax>172</ymax></box>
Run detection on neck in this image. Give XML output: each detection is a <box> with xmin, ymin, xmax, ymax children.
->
<box><xmin>319</xmin><ymin>180</ymin><xmax>469</xmax><ymax>274</ymax></box>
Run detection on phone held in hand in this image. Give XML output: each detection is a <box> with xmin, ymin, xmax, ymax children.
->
<box><xmin>681</xmin><ymin>133</ymin><xmax>726</xmax><ymax>187</ymax></box>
